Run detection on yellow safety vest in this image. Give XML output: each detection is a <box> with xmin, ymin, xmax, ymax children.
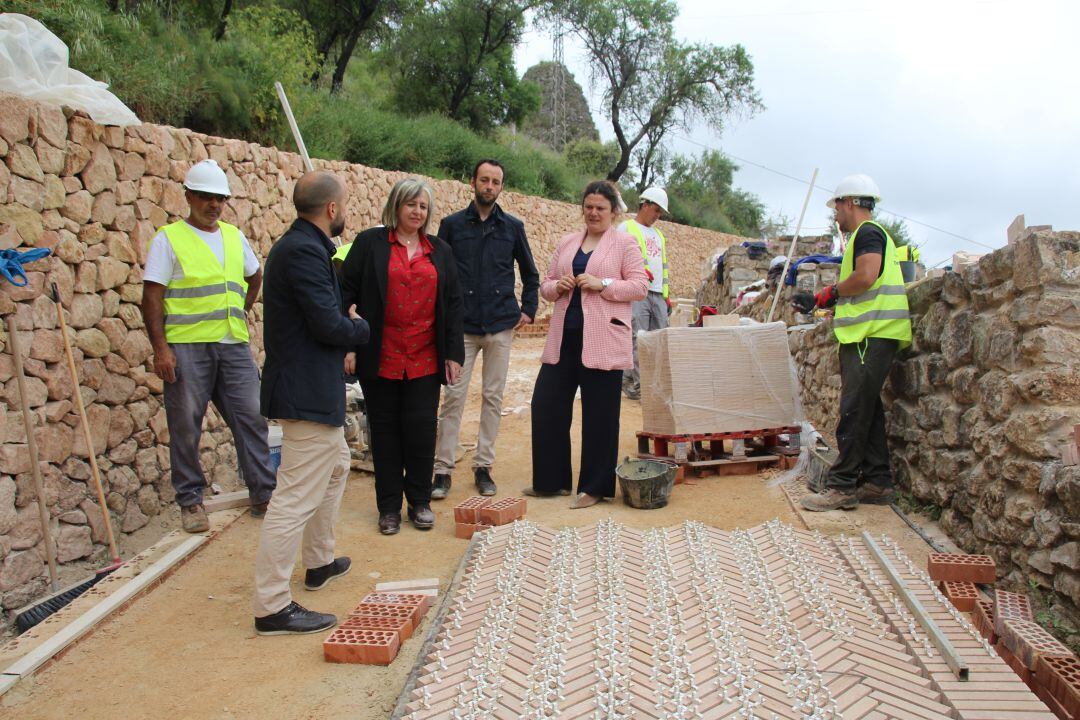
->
<box><xmin>896</xmin><ymin>244</ymin><xmax>920</xmax><ymax>263</ymax></box>
<box><xmin>624</xmin><ymin>219</ymin><xmax>669</xmax><ymax>299</ymax></box>
<box><xmin>156</xmin><ymin>220</ymin><xmax>249</xmax><ymax>344</ymax></box>
<box><xmin>332</xmin><ymin>242</ymin><xmax>352</xmax><ymax>263</ymax></box>
<box><xmin>833</xmin><ymin>220</ymin><xmax>911</xmax><ymax>349</ymax></box>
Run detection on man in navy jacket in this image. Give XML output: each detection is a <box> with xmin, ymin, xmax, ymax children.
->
<box><xmin>252</xmin><ymin>171</ymin><xmax>369</xmax><ymax>636</ymax></box>
<box><xmin>431</xmin><ymin>159</ymin><xmax>539</xmax><ymax>499</ymax></box>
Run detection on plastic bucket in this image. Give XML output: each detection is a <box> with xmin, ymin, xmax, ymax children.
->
<box><xmin>267</xmin><ymin>425</ymin><xmax>283</xmax><ymax>473</ymax></box>
<box><xmin>616</xmin><ymin>457</ymin><xmax>677</xmax><ymax>510</ymax></box>
<box><xmin>900</xmin><ymin>260</ymin><xmax>917</xmax><ymax>283</ymax></box>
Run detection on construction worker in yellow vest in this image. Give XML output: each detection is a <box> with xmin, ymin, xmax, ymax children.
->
<box><xmin>895</xmin><ymin>242</ymin><xmax>920</xmax><ymax>263</ymax></box>
<box><xmin>795</xmin><ymin>174</ymin><xmax>912</xmax><ymax>512</ymax></box>
<box><xmin>618</xmin><ymin>186</ymin><xmax>670</xmax><ymax>400</ymax></box>
<box><xmin>141</xmin><ymin>160</ymin><xmax>276</xmax><ymax>533</ymax></box>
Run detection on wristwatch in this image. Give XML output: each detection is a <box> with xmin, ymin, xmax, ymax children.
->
<box><xmin>601</xmin><ymin>278</ymin><xmax>614</xmax><ymax>288</ymax></box>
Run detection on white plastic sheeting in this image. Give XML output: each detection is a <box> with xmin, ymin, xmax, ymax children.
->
<box><xmin>0</xmin><ymin>13</ymin><xmax>140</xmax><ymax>126</ymax></box>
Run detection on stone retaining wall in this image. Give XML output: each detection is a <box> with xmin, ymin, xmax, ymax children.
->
<box><xmin>0</xmin><ymin>92</ymin><xmax>743</xmax><ymax>615</ymax></box>
<box><xmin>787</xmin><ymin>230</ymin><xmax>1080</xmax><ymax>638</ymax></box>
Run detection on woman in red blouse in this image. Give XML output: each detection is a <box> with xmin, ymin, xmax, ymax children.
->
<box><xmin>340</xmin><ymin>179</ymin><xmax>465</xmax><ymax>535</ymax></box>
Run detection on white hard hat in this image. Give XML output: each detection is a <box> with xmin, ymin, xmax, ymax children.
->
<box><xmin>183</xmin><ymin>159</ymin><xmax>232</xmax><ymax>197</ymax></box>
<box><xmin>640</xmin><ymin>186</ymin><xmax>669</xmax><ymax>212</ymax></box>
<box><xmin>826</xmin><ymin>174</ymin><xmax>880</xmax><ymax>209</ymax></box>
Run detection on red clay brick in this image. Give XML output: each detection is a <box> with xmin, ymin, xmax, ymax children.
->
<box><xmin>348</xmin><ymin>602</ymin><xmax>420</xmax><ymax>631</ymax></box>
<box><xmin>927</xmin><ymin>552</ymin><xmax>996</xmax><ymax>584</ymax></box>
<box><xmin>364</xmin><ymin>591</ymin><xmax>430</xmax><ymax>614</ymax></box>
<box><xmin>341</xmin><ymin>613</ymin><xmax>413</xmax><ymax>641</ymax></box>
<box><xmin>455</xmin><ymin>522</ymin><xmax>477</xmax><ymax>539</ymax></box>
<box><xmin>478</xmin><ymin>497</ymin><xmax>525</xmax><ymax>526</ymax></box>
<box><xmin>324</xmin><ymin>627</ymin><xmax>400</xmax><ymax>665</ymax></box>
<box><xmin>1034</xmin><ymin>679</ymin><xmax>1075</xmax><ymax>720</ymax></box>
<box><xmin>999</xmin><ymin>618</ymin><xmax>1073</xmax><ymax>670</ymax></box>
<box><xmin>940</xmin><ymin>580</ymin><xmax>979</xmax><ymax>612</ymax></box>
<box><xmin>453</xmin><ymin>496</ymin><xmax>492</xmax><ymax>523</ymax></box>
<box><xmin>996</xmin><ymin>640</ymin><xmax>1033</xmax><ymax>685</ymax></box>
<box><xmin>994</xmin><ymin>589</ymin><xmax>1035</xmax><ymax>637</ymax></box>
<box><xmin>1038</xmin><ymin>656</ymin><xmax>1080</xmax><ymax>720</ymax></box>
<box><xmin>973</xmin><ymin>598</ymin><xmax>997</xmax><ymax>643</ymax></box>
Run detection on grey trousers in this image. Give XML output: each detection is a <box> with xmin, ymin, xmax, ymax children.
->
<box><xmin>624</xmin><ymin>291</ymin><xmax>669</xmax><ymax>391</ymax></box>
<box><xmin>163</xmin><ymin>342</ymin><xmax>276</xmax><ymax>508</ymax></box>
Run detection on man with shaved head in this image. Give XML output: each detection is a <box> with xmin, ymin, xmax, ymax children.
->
<box><xmin>253</xmin><ymin>171</ymin><xmax>371</xmax><ymax>635</ymax></box>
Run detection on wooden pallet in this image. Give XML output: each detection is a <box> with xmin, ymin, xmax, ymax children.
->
<box><xmin>636</xmin><ymin>426</ymin><xmax>800</xmax><ymax>479</ymax></box>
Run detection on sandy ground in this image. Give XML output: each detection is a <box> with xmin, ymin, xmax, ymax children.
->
<box><xmin>1</xmin><ymin>337</ymin><xmax>938</xmax><ymax>720</ymax></box>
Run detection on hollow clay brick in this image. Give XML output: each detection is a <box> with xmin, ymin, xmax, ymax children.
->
<box><xmin>927</xmin><ymin>552</ymin><xmax>997</xmax><ymax>584</ymax></box>
<box><xmin>994</xmin><ymin>588</ymin><xmax>1035</xmax><ymax>638</ymax></box>
<box><xmin>453</xmin><ymin>496</ymin><xmax>492</xmax><ymax>523</ymax></box>
<box><xmin>1034</xmin><ymin>681</ymin><xmax>1075</xmax><ymax>720</ymax></box>
<box><xmin>1038</xmin><ymin>656</ymin><xmax>1080</xmax><ymax>720</ymax></box>
<box><xmin>455</xmin><ymin>522</ymin><xmax>477</xmax><ymax>539</ymax></box>
<box><xmin>348</xmin><ymin>602</ymin><xmax>420</xmax><ymax>631</ymax></box>
<box><xmin>363</xmin><ymin>591</ymin><xmax>430</xmax><ymax>614</ymax></box>
<box><xmin>973</xmin><ymin>598</ymin><xmax>997</xmax><ymax>643</ymax></box>
<box><xmin>341</xmin><ymin>612</ymin><xmax>413</xmax><ymax>641</ymax></box>
<box><xmin>996</xmin><ymin>640</ymin><xmax>1033</xmax><ymax>685</ymax></box>
<box><xmin>941</xmin><ymin>580</ymin><xmax>979</xmax><ymax>612</ymax></box>
<box><xmin>478</xmin><ymin>497</ymin><xmax>526</xmax><ymax>526</ymax></box>
<box><xmin>999</xmin><ymin>618</ymin><xmax>1074</xmax><ymax>670</ymax></box>
<box><xmin>323</xmin><ymin>627</ymin><xmax>400</xmax><ymax>665</ymax></box>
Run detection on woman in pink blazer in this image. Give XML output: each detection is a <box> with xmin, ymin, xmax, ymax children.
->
<box><xmin>526</xmin><ymin>181</ymin><xmax>649</xmax><ymax>508</ymax></box>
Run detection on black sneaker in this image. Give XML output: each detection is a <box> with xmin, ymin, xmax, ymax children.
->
<box><xmin>474</xmin><ymin>467</ymin><xmax>497</xmax><ymax>496</ymax></box>
<box><xmin>254</xmin><ymin>601</ymin><xmax>337</xmax><ymax>635</ymax></box>
<box><xmin>431</xmin><ymin>473</ymin><xmax>452</xmax><ymax>500</ymax></box>
<box><xmin>304</xmin><ymin>557</ymin><xmax>351</xmax><ymax>591</ymax></box>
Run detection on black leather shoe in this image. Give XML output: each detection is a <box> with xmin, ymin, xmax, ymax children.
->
<box><xmin>254</xmin><ymin>601</ymin><xmax>336</xmax><ymax>635</ymax></box>
<box><xmin>379</xmin><ymin>512</ymin><xmax>401</xmax><ymax>535</ymax></box>
<box><xmin>474</xmin><ymin>467</ymin><xmax>497</xmax><ymax>496</ymax></box>
<box><xmin>431</xmin><ymin>473</ymin><xmax>452</xmax><ymax>500</ymax></box>
<box><xmin>408</xmin><ymin>505</ymin><xmax>435</xmax><ymax>530</ymax></box>
<box><xmin>304</xmin><ymin>557</ymin><xmax>351</xmax><ymax>591</ymax></box>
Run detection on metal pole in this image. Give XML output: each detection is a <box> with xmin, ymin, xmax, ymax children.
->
<box><xmin>6</xmin><ymin>318</ymin><xmax>59</xmax><ymax>591</ymax></box>
<box><xmin>861</xmin><ymin>531</ymin><xmax>970</xmax><ymax>681</ymax></box>
<box><xmin>275</xmin><ymin>81</ymin><xmax>313</xmax><ymax>172</ymax></box>
<box><xmin>766</xmin><ymin>167</ymin><xmax>819</xmax><ymax>323</ymax></box>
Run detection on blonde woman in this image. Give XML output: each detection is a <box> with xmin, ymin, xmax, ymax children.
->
<box><xmin>340</xmin><ymin>178</ymin><xmax>465</xmax><ymax>534</ymax></box>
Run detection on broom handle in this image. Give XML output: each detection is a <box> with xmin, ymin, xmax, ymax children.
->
<box><xmin>6</xmin><ymin>317</ymin><xmax>59</xmax><ymax>591</ymax></box>
<box><xmin>766</xmin><ymin>167</ymin><xmax>819</xmax><ymax>324</ymax></box>
<box><xmin>52</xmin><ymin>285</ymin><xmax>120</xmax><ymax>563</ymax></box>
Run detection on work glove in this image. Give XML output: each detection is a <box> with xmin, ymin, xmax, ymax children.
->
<box><xmin>815</xmin><ymin>284</ymin><xmax>839</xmax><ymax>309</ymax></box>
<box><xmin>791</xmin><ymin>291</ymin><xmax>815</xmax><ymax>314</ymax></box>
<box><xmin>665</xmin><ymin>296</ymin><xmax>673</xmax><ymax>316</ymax></box>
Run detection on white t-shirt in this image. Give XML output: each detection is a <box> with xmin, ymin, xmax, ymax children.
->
<box><xmin>144</xmin><ymin>221</ymin><xmax>261</xmax><ymax>344</ymax></box>
<box><xmin>619</xmin><ymin>220</ymin><xmax>665</xmax><ymax>293</ymax></box>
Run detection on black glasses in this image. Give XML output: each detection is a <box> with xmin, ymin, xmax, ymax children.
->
<box><xmin>190</xmin><ymin>190</ymin><xmax>227</xmax><ymax>202</ymax></box>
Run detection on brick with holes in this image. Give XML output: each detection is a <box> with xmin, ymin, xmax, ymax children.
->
<box><xmin>999</xmin><ymin>618</ymin><xmax>1074</xmax><ymax>670</ymax></box>
<box><xmin>478</xmin><ymin>497</ymin><xmax>526</xmax><ymax>526</ymax></box>
<box><xmin>452</xmin><ymin>496</ymin><xmax>492</xmax><ymax>523</ymax></box>
<box><xmin>324</xmin><ymin>628</ymin><xmax>400</xmax><ymax>665</ymax></box>
<box><xmin>347</xmin><ymin>602</ymin><xmax>420</xmax><ymax>631</ymax></box>
<box><xmin>1038</xmin><ymin>656</ymin><xmax>1080</xmax><ymax>720</ymax></box>
<box><xmin>972</xmin><ymin>598</ymin><xmax>997</xmax><ymax>643</ymax></box>
<box><xmin>927</xmin><ymin>552</ymin><xmax>997</xmax><ymax>584</ymax></box>
<box><xmin>940</xmin><ymin>580</ymin><xmax>979</xmax><ymax>612</ymax></box>
<box><xmin>362</xmin><ymin>591</ymin><xmax>430</xmax><ymax>615</ymax></box>
<box><xmin>995</xmin><ymin>589</ymin><xmax>1035</xmax><ymax>638</ymax></box>
<box><xmin>340</xmin><ymin>613</ymin><xmax>413</xmax><ymax>641</ymax></box>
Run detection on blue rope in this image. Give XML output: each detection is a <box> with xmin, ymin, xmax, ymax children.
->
<box><xmin>0</xmin><ymin>248</ymin><xmax>52</xmax><ymax>287</ymax></box>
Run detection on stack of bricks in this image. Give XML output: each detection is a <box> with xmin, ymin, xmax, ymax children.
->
<box><xmin>452</xmin><ymin>496</ymin><xmax>526</xmax><ymax>539</ymax></box>
<box><xmin>323</xmin><ymin>591</ymin><xmax>431</xmax><ymax>665</ymax></box>
<box><xmin>513</xmin><ymin>316</ymin><xmax>550</xmax><ymax>339</ymax></box>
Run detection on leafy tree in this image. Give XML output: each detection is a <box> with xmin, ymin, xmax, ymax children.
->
<box><xmin>546</xmin><ymin>0</ymin><xmax>761</xmax><ymax>183</ymax></box>
<box><xmin>392</xmin><ymin>0</ymin><xmax>542</xmax><ymax>133</ymax></box>
<box><xmin>563</xmin><ymin>139</ymin><xmax>621</xmax><ymax>178</ymax></box>
<box><xmin>663</xmin><ymin>150</ymin><xmax>764</xmax><ymax>236</ymax></box>
<box><xmin>874</xmin><ymin>216</ymin><xmax>913</xmax><ymax>246</ymax></box>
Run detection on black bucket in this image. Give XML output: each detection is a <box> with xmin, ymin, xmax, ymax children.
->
<box><xmin>616</xmin><ymin>457</ymin><xmax>677</xmax><ymax>509</ymax></box>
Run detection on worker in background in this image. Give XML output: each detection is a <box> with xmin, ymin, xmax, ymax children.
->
<box><xmin>895</xmin><ymin>240</ymin><xmax>920</xmax><ymax>263</ymax></box>
<box><xmin>141</xmin><ymin>160</ymin><xmax>276</xmax><ymax>534</ymax></box>
<box><xmin>794</xmin><ymin>174</ymin><xmax>911</xmax><ymax>512</ymax></box>
<box><xmin>430</xmin><ymin>159</ymin><xmax>539</xmax><ymax>500</ymax></box>
<box><xmin>619</xmin><ymin>186</ymin><xmax>670</xmax><ymax>400</ymax></box>
<box><xmin>253</xmin><ymin>171</ymin><xmax>370</xmax><ymax>635</ymax></box>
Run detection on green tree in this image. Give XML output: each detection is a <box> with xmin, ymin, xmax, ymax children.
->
<box><xmin>563</xmin><ymin>138</ymin><xmax>620</xmax><ymax>178</ymax></box>
<box><xmin>546</xmin><ymin>0</ymin><xmax>761</xmax><ymax>183</ymax></box>
<box><xmin>392</xmin><ymin>0</ymin><xmax>541</xmax><ymax>133</ymax></box>
<box><xmin>663</xmin><ymin>150</ymin><xmax>764</xmax><ymax>236</ymax></box>
<box><xmin>874</xmin><ymin>216</ymin><xmax>913</xmax><ymax>246</ymax></box>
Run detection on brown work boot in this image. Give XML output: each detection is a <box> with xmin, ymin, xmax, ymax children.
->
<box><xmin>181</xmin><ymin>503</ymin><xmax>210</xmax><ymax>533</ymax></box>
<box><xmin>856</xmin><ymin>483</ymin><xmax>895</xmax><ymax>505</ymax></box>
<box><xmin>800</xmin><ymin>488</ymin><xmax>858</xmax><ymax>512</ymax></box>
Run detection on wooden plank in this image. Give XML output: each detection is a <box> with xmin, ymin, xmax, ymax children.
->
<box><xmin>204</xmin><ymin>490</ymin><xmax>250</xmax><ymax>513</ymax></box>
<box><xmin>377</xmin><ymin>578</ymin><xmax>440</xmax><ymax>593</ymax></box>
<box><xmin>0</xmin><ymin>534</ymin><xmax>207</xmax><ymax>690</ymax></box>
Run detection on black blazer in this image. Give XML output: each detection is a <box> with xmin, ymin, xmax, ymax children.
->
<box><xmin>260</xmin><ymin>218</ymin><xmax>370</xmax><ymax>426</ymax></box>
<box><xmin>339</xmin><ymin>226</ymin><xmax>465</xmax><ymax>383</ymax></box>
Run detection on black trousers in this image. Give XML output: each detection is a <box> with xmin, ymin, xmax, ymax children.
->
<box><xmin>360</xmin><ymin>374</ymin><xmax>441</xmax><ymax>514</ymax></box>
<box><xmin>531</xmin><ymin>326</ymin><xmax>623</xmax><ymax>497</ymax></box>
<box><xmin>827</xmin><ymin>338</ymin><xmax>899</xmax><ymax>492</ymax></box>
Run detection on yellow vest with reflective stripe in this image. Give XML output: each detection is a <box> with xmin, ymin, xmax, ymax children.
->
<box><xmin>624</xmin><ymin>219</ymin><xmax>669</xmax><ymax>299</ymax></box>
<box><xmin>896</xmin><ymin>244</ymin><xmax>920</xmax><ymax>263</ymax></box>
<box><xmin>834</xmin><ymin>220</ymin><xmax>911</xmax><ymax>349</ymax></box>
<box><xmin>332</xmin><ymin>242</ymin><xmax>352</xmax><ymax>262</ymax></box>
<box><xmin>157</xmin><ymin>220</ymin><xmax>249</xmax><ymax>344</ymax></box>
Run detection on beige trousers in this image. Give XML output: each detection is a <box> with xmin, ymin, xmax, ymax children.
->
<box><xmin>434</xmin><ymin>329</ymin><xmax>514</xmax><ymax>473</ymax></box>
<box><xmin>252</xmin><ymin>419</ymin><xmax>350</xmax><ymax>617</ymax></box>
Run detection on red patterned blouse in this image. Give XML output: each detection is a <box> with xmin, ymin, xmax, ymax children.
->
<box><xmin>378</xmin><ymin>231</ymin><xmax>438</xmax><ymax>380</ymax></box>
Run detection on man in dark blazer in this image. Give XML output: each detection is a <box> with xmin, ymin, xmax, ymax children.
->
<box><xmin>252</xmin><ymin>171</ymin><xmax>370</xmax><ymax>636</ymax></box>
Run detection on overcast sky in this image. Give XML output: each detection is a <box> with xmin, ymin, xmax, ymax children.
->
<box><xmin>515</xmin><ymin>0</ymin><xmax>1079</xmax><ymax>268</ymax></box>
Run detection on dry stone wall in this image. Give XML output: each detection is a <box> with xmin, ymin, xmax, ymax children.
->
<box><xmin>0</xmin><ymin>91</ymin><xmax>740</xmax><ymax>614</ymax></box>
<box><xmin>787</xmin><ymin>231</ymin><xmax>1080</xmax><ymax>637</ymax></box>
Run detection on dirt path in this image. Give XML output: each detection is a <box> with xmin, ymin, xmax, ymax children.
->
<box><xmin>1</xmin><ymin>337</ymin><xmax>936</xmax><ymax>720</ymax></box>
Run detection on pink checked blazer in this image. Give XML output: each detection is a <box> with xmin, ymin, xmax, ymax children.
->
<box><xmin>540</xmin><ymin>228</ymin><xmax>649</xmax><ymax>371</ymax></box>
